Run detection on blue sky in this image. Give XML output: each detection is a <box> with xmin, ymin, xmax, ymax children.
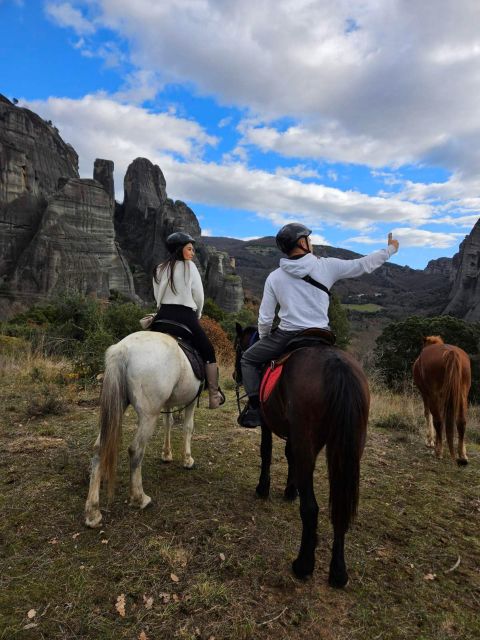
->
<box><xmin>2</xmin><ymin>1</ymin><xmax>480</xmax><ymax>268</ymax></box>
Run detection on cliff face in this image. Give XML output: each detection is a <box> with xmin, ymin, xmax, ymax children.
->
<box><xmin>12</xmin><ymin>178</ymin><xmax>134</xmax><ymax>299</ymax></box>
<box><xmin>0</xmin><ymin>94</ymin><xmax>79</xmax><ymax>281</ymax></box>
<box><xmin>443</xmin><ymin>221</ymin><xmax>480</xmax><ymax>320</ymax></box>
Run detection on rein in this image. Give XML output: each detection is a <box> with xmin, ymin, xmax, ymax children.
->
<box><xmin>234</xmin><ymin>327</ymin><xmax>259</xmax><ymax>416</ymax></box>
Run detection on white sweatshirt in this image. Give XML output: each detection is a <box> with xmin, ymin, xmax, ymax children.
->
<box><xmin>153</xmin><ymin>260</ymin><xmax>204</xmax><ymax>318</ymax></box>
<box><xmin>257</xmin><ymin>246</ymin><xmax>397</xmax><ymax>338</ymax></box>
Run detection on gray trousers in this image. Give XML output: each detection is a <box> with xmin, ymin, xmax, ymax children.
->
<box><xmin>241</xmin><ymin>328</ymin><xmax>301</xmax><ymax>397</ymax></box>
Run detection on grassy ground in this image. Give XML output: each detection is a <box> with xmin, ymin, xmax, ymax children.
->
<box><xmin>0</xmin><ymin>353</ymin><xmax>479</xmax><ymax>639</ymax></box>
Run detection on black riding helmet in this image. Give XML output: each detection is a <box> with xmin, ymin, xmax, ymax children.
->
<box><xmin>166</xmin><ymin>231</ymin><xmax>196</xmax><ymax>254</ymax></box>
<box><xmin>275</xmin><ymin>223</ymin><xmax>312</xmax><ymax>254</ymax></box>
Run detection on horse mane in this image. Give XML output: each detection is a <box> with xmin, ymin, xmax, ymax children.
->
<box><xmin>423</xmin><ymin>335</ymin><xmax>444</xmax><ymax>346</ymax></box>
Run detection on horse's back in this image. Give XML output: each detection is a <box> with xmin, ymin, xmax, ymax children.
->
<box><xmin>414</xmin><ymin>343</ymin><xmax>471</xmax><ymax>396</ymax></box>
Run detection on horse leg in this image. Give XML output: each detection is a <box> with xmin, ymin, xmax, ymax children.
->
<box><xmin>85</xmin><ymin>434</ymin><xmax>103</xmax><ymax>528</ymax></box>
<box><xmin>162</xmin><ymin>411</ymin><xmax>173</xmax><ymax>462</ymax></box>
<box><xmin>329</xmin><ymin>527</ymin><xmax>348</xmax><ymax>588</ymax></box>
<box><xmin>423</xmin><ymin>401</ymin><xmax>435</xmax><ymax>448</ymax></box>
<box><xmin>182</xmin><ymin>403</ymin><xmax>196</xmax><ymax>469</ymax></box>
<box><xmin>283</xmin><ymin>438</ymin><xmax>298</xmax><ymax>501</ymax></box>
<box><xmin>456</xmin><ymin>400</ymin><xmax>468</xmax><ymax>466</ymax></box>
<box><xmin>292</xmin><ymin>465</ymin><xmax>318</xmax><ymax>579</ymax></box>
<box><xmin>128</xmin><ymin>414</ymin><xmax>156</xmax><ymax>509</ymax></box>
<box><xmin>432</xmin><ymin>412</ymin><xmax>444</xmax><ymax>458</ymax></box>
<box><xmin>256</xmin><ymin>425</ymin><xmax>272</xmax><ymax>498</ymax></box>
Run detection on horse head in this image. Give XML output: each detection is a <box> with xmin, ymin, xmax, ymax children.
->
<box><xmin>233</xmin><ymin>322</ymin><xmax>258</xmax><ymax>383</ymax></box>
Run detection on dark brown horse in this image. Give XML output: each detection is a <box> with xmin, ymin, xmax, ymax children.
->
<box><xmin>234</xmin><ymin>324</ymin><xmax>370</xmax><ymax>587</ymax></box>
<box><xmin>413</xmin><ymin>335</ymin><xmax>470</xmax><ymax>465</ymax></box>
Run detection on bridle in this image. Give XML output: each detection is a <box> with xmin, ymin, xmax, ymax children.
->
<box><xmin>233</xmin><ymin>327</ymin><xmax>259</xmax><ymax>414</ymax></box>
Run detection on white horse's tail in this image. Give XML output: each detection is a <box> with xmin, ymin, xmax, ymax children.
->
<box><xmin>99</xmin><ymin>343</ymin><xmax>129</xmax><ymax>498</ymax></box>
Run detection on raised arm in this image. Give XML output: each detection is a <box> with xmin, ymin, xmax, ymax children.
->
<box><xmin>326</xmin><ymin>233</ymin><xmax>399</xmax><ymax>283</ymax></box>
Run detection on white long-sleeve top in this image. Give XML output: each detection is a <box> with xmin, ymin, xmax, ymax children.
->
<box><xmin>153</xmin><ymin>260</ymin><xmax>204</xmax><ymax>318</ymax></box>
<box><xmin>258</xmin><ymin>246</ymin><xmax>397</xmax><ymax>338</ymax></box>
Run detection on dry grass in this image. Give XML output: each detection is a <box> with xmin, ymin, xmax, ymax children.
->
<box><xmin>0</xmin><ymin>353</ymin><xmax>479</xmax><ymax>639</ymax></box>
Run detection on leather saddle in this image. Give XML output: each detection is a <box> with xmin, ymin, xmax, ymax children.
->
<box><xmin>260</xmin><ymin>328</ymin><xmax>336</xmax><ymax>403</ymax></box>
<box><xmin>151</xmin><ymin>319</ymin><xmax>205</xmax><ymax>382</ymax></box>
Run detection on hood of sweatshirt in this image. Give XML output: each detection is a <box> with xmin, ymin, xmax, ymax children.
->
<box><xmin>279</xmin><ymin>252</ymin><xmax>317</xmax><ymax>278</ymax></box>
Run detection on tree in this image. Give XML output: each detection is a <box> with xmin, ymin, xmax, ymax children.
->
<box><xmin>328</xmin><ymin>293</ymin><xmax>350</xmax><ymax>349</ymax></box>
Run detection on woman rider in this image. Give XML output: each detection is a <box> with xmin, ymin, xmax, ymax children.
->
<box><xmin>152</xmin><ymin>231</ymin><xmax>225</xmax><ymax>409</ymax></box>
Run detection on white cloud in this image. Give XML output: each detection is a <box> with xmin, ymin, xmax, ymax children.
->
<box><xmin>22</xmin><ymin>95</ymin><xmax>455</xmax><ymax>246</ymax></box>
<box><xmin>275</xmin><ymin>165</ymin><xmax>321</xmax><ymax>179</ymax></box>
<box><xmin>72</xmin><ymin>0</ymin><xmax>480</xmax><ymax>178</ymax></box>
<box><xmin>25</xmin><ymin>94</ymin><xmax>218</xmax><ymax>183</ymax></box>
<box><xmin>347</xmin><ymin>228</ymin><xmax>464</xmax><ymax>249</ymax></box>
<box><xmin>45</xmin><ymin>2</ymin><xmax>95</xmax><ymax>35</ymax></box>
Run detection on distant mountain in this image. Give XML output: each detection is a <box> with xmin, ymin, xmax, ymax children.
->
<box><xmin>202</xmin><ymin>236</ymin><xmax>452</xmax><ymax>320</ymax></box>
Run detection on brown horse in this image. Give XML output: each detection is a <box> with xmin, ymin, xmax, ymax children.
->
<box><xmin>235</xmin><ymin>325</ymin><xmax>370</xmax><ymax>587</ymax></box>
<box><xmin>413</xmin><ymin>335</ymin><xmax>470</xmax><ymax>465</ymax></box>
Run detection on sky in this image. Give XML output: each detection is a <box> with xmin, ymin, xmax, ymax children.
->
<box><xmin>1</xmin><ymin>1</ymin><xmax>480</xmax><ymax>269</ymax></box>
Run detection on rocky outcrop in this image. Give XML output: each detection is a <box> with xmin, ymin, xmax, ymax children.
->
<box><xmin>93</xmin><ymin>159</ymin><xmax>114</xmax><ymax>201</ymax></box>
<box><xmin>12</xmin><ymin>177</ymin><xmax>135</xmax><ymax>300</ymax></box>
<box><xmin>0</xmin><ymin>94</ymin><xmax>78</xmax><ymax>281</ymax></box>
<box><xmin>443</xmin><ymin>222</ymin><xmax>480</xmax><ymax>320</ymax></box>
<box><xmin>424</xmin><ymin>257</ymin><xmax>452</xmax><ymax>277</ymax></box>
<box><xmin>204</xmin><ymin>249</ymin><xmax>244</xmax><ymax>313</ymax></box>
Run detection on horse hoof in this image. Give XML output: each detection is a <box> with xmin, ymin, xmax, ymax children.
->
<box><xmin>255</xmin><ymin>482</ymin><xmax>270</xmax><ymax>499</ymax></box>
<box><xmin>457</xmin><ymin>458</ymin><xmax>468</xmax><ymax>466</ymax></box>
<box><xmin>292</xmin><ymin>558</ymin><xmax>313</xmax><ymax>580</ymax></box>
<box><xmin>328</xmin><ymin>572</ymin><xmax>349</xmax><ymax>588</ymax></box>
<box><xmin>130</xmin><ymin>495</ymin><xmax>152</xmax><ymax>510</ymax></box>
<box><xmin>283</xmin><ymin>485</ymin><xmax>298</xmax><ymax>502</ymax></box>
<box><xmin>161</xmin><ymin>454</ymin><xmax>173</xmax><ymax>463</ymax></box>
<box><xmin>85</xmin><ymin>512</ymin><xmax>102</xmax><ymax>528</ymax></box>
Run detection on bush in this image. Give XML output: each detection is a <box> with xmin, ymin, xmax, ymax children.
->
<box><xmin>200</xmin><ymin>316</ymin><xmax>234</xmax><ymax>365</ymax></box>
<box><xmin>26</xmin><ymin>386</ymin><xmax>67</xmax><ymax>418</ymax></box>
<box><xmin>203</xmin><ymin>298</ymin><xmax>225</xmax><ymax>322</ymax></box>
<box><xmin>329</xmin><ymin>293</ymin><xmax>350</xmax><ymax>348</ymax></box>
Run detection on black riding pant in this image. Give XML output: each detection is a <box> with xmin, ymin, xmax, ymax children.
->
<box><xmin>153</xmin><ymin>304</ymin><xmax>216</xmax><ymax>363</ymax></box>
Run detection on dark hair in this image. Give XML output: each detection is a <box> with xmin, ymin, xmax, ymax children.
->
<box><xmin>153</xmin><ymin>245</ymin><xmax>187</xmax><ymax>294</ymax></box>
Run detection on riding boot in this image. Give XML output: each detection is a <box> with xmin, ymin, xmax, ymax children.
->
<box><xmin>237</xmin><ymin>394</ymin><xmax>262</xmax><ymax>428</ymax></box>
<box><xmin>205</xmin><ymin>363</ymin><xmax>226</xmax><ymax>409</ymax></box>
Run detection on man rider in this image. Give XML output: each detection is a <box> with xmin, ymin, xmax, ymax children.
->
<box><xmin>238</xmin><ymin>223</ymin><xmax>399</xmax><ymax>427</ymax></box>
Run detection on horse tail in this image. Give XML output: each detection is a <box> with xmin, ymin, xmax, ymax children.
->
<box><xmin>442</xmin><ymin>350</ymin><xmax>462</xmax><ymax>452</ymax></box>
<box><xmin>99</xmin><ymin>343</ymin><xmax>129</xmax><ymax>498</ymax></box>
<box><xmin>325</xmin><ymin>354</ymin><xmax>368</xmax><ymax>534</ymax></box>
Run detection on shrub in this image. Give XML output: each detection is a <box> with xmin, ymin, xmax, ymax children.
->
<box><xmin>200</xmin><ymin>316</ymin><xmax>234</xmax><ymax>365</ymax></box>
<box><xmin>203</xmin><ymin>298</ymin><xmax>225</xmax><ymax>322</ymax></box>
<box><xmin>329</xmin><ymin>293</ymin><xmax>350</xmax><ymax>348</ymax></box>
<box><xmin>26</xmin><ymin>386</ymin><xmax>67</xmax><ymax>418</ymax></box>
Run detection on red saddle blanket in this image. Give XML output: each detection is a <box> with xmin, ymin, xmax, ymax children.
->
<box><xmin>260</xmin><ymin>363</ymin><xmax>284</xmax><ymax>403</ymax></box>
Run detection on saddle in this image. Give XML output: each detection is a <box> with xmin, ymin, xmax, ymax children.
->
<box><xmin>259</xmin><ymin>328</ymin><xmax>336</xmax><ymax>403</ymax></box>
<box><xmin>151</xmin><ymin>319</ymin><xmax>205</xmax><ymax>382</ymax></box>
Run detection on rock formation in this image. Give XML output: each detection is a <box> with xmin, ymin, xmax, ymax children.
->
<box><xmin>443</xmin><ymin>222</ymin><xmax>480</xmax><ymax>320</ymax></box>
<box><xmin>424</xmin><ymin>257</ymin><xmax>453</xmax><ymax>277</ymax></box>
<box><xmin>0</xmin><ymin>95</ymin><xmax>244</xmax><ymax>316</ymax></box>
<box><xmin>12</xmin><ymin>178</ymin><xmax>134</xmax><ymax>299</ymax></box>
<box><xmin>0</xmin><ymin>94</ymin><xmax>78</xmax><ymax>284</ymax></box>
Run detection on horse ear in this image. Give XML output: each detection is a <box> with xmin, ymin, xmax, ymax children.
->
<box><xmin>235</xmin><ymin>322</ymin><xmax>243</xmax><ymax>336</ymax></box>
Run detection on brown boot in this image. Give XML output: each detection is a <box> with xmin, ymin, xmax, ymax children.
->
<box><xmin>205</xmin><ymin>363</ymin><xmax>226</xmax><ymax>409</ymax></box>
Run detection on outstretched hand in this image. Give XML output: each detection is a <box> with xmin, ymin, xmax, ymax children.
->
<box><xmin>388</xmin><ymin>232</ymin><xmax>399</xmax><ymax>253</ymax></box>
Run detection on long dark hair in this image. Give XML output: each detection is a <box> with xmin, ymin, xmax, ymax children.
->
<box><xmin>153</xmin><ymin>246</ymin><xmax>188</xmax><ymax>294</ymax></box>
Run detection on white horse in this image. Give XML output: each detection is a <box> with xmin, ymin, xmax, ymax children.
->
<box><xmin>85</xmin><ymin>331</ymin><xmax>202</xmax><ymax>528</ymax></box>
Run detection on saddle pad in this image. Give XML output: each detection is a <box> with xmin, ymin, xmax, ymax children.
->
<box><xmin>178</xmin><ymin>341</ymin><xmax>205</xmax><ymax>382</ymax></box>
<box><xmin>260</xmin><ymin>363</ymin><xmax>284</xmax><ymax>403</ymax></box>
